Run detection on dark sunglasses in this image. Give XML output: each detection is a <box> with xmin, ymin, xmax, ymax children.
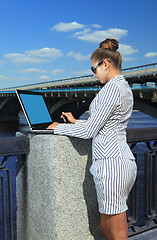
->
<box><xmin>91</xmin><ymin>61</ymin><xmax>103</xmax><ymax>74</ymax></box>
<box><xmin>91</xmin><ymin>60</ymin><xmax>112</xmax><ymax>74</ymax></box>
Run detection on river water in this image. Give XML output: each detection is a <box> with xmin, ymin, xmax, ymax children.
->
<box><xmin>0</xmin><ymin>111</ymin><xmax>157</xmax><ymax>239</ymax></box>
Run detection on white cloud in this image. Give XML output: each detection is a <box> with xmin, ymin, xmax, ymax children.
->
<box><xmin>0</xmin><ymin>76</ymin><xmax>38</xmax><ymax>89</ymax></box>
<box><xmin>51</xmin><ymin>69</ymin><xmax>66</xmax><ymax>75</ymax></box>
<box><xmin>0</xmin><ymin>60</ymin><xmax>5</xmax><ymax>65</ymax></box>
<box><xmin>67</xmin><ymin>51</ymin><xmax>90</xmax><ymax>61</ymax></box>
<box><xmin>25</xmin><ymin>48</ymin><xmax>62</xmax><ymax>58</ymax></box>
<box><xmin>16</xmin><ymin>76</ymin><xmax>31</xmax><ymax>82</ymax></box>
<box><xmin>4</xmin><ymin>48</ymin><xmax>63</xmax><ymax>64</ymax></box>
<box><xmin>122</xmin><ymin>56</ymin><xmax>138</xmax><ymax>62</ymax></box>
<box><xmin>91</xmin><ymin>24</ymin><xmax>102</xmax><ymax>28</ymax></box>
<box><xmin>74</xmin><ymin>28</ymin><xmax>128</xmax><ymax>43</ymax></box>
<box><xmin>16</xmin><ymin>68</ymin><xmax>47</xmax><ymax>74</ymax></box>
<box><xmin>51</xmin><ymin>21</ymin><xmax>85</xmax><ymax>32</ymax></box>
<box><xmin>72</xmin><ymin>69</ymin><xmax>92</xmax><ymax>76</ymax></box>
<box><xmin>119</xmin><ymin>44</ymin><xmax>138</xmax><ymax>56</ymax></box>
<box><xmin>72</xmin><ymin>28</ymin><xmax>91</xmax><ymax>37</ymax></box>
<box><xmin>0</xmin><ymin>75</ymin><xmax>7</xmax><ymax>79</ymax></box>
<box><xmin>145</xmin><ymin>52</ymin><xmax>157</xmax><ymax>58</ymax></box>
<box><xmin>39</xmin><ymin>75</ymin><xmax>50</xmax><ymax>80</ymax></box>
<box><xmin>1</xmin><ymin>76</ymin><xmax>30</xmax><ymax>83</ymax></box>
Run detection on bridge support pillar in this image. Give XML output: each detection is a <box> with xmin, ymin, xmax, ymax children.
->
<box><xmin>16</xmin><ymin>134</ymin><xmax>107</xmax><ymax>240</ymax></box>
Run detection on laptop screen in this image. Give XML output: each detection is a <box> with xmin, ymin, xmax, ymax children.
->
<box><xmin>18</xmin><ymin>92</ymin><xmax>52</xmax><ymax>125</ymax></box>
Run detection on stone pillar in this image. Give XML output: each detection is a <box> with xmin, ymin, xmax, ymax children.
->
<box><xmin>16</xmin><ymin>134</ymin><xmax>107</xmax><ymax>240</ymax></box>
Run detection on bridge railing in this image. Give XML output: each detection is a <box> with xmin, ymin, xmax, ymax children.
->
<box><xmin>122</xmin><ymin>62</ymin><xmax>157</xmax><ymax>72</ymax></box>
<box><xmin>0</xmin><ymin>134</ymin><xmax>29</xmax><ymax>240</ymax></box>
<box><xmin>0</xmin><ymin>74</ymin><xmax>95</xmax><ymax>92</ymax></box>
<box><xmin>127</xmin><ymin>127</ymin><xmax>157</xmax><ymax>237</ymax></box>
<box><xmin>0</xmin><ymin>128</ymin><xmax>157</xmax><ymax>238</ymax></box>
<box><xmin>0</xmin><ymin>62</ymin><xmax>157</xmax><ymax>92</ymax></box>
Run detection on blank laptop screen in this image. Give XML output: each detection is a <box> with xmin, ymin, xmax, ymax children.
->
<box><xmin>19</xmin><ymin>93</ymin><xmax>52</xmax><ymax>125</ymax></box>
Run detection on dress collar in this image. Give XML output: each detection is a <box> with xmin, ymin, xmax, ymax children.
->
<box><xmin>109</xmin><ymin>74</ymin><xmax>124</xmax><ymax>83</ymax></box>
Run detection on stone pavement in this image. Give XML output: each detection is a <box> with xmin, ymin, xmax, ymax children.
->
<box><xmin>129</xmin><ymin>228</ymin><xmax>157</xmax><ymax>240</ymax></box>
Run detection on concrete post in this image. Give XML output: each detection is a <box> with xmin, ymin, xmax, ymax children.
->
<box><xmin>16</xmin><ymin>134</ymin><xmax>107</xmax><ymax>240</ymax></box>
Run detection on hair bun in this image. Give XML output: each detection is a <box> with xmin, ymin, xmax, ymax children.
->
<box><xmin>110</xmin><ymin>39</ymin><xmax>119</xmax><ymax>51</ymax></box>
<box><xmin>99</xmin><ymin>38</ymin><xmax>119</xmax><ymax>51</ymax></box>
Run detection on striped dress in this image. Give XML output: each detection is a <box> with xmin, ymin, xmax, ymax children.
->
<box><xmin>54</xmin><ymin>74</ymin><xmax>137</xmax><ymax>214</ymax></box>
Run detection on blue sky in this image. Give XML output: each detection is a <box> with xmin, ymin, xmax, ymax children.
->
<box><xmin>0</xmin><ymin>0</ymin><xmax>157</xmax><ymax>89</ymax></box>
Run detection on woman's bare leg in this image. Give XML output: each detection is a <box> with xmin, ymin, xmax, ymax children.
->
<box><xmin>100</xmin><ymin>211</ymin><xmax>128</xmax><ymax>240</ymax></box>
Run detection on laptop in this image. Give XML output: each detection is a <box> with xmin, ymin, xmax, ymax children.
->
<box><xmin>16</xmin><ymin>89</ymin><xmax>54</xmax><ymax>133</ymax></box>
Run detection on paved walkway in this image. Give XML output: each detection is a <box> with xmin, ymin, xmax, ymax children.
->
<box><xmin>129</xmin><ymin>228</ymin><xmax>157</xmax><ymax>240</ymax></box>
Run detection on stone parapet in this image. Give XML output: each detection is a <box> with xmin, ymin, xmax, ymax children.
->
<box><xmin>16</xmin><ymin>134</ymin><xmax>107</xmax><ymax>240</ymax></box>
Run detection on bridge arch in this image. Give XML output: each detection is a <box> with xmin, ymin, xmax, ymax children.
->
<box><xmin>47</xmin><ymin>98</ymin><xmax>92</xmax><ymax>122</ymax></box>
<box><xmin>0</xmin><ymin>98</ymin><xmax>21</xmax><ymax>122</ymax></box>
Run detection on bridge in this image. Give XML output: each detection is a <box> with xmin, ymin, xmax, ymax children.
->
<box><xmin>0</xmin><ymin>62</ymin><xmax>157</xmax><ymax>123</ymax></box>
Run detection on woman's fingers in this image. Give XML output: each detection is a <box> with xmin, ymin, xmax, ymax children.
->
<box><xmin>61</xmin><ymin>112</ymin><xmax>76</xmax><ymax>124</ymax></box>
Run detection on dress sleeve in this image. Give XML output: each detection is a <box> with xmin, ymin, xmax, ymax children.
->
<box><xmin>54</xmin><ymin>83</ymin><xmax>120</xmax><ymax>139</ymax></box>
<box><xmin>75</xmin><ymin>119</ymin><xmax>87</xmax><ymax>124</ymax></box>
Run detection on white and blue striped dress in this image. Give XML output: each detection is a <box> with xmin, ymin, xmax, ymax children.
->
<box><xmin>54</xmin><ymin>74</ymin><xmax>137</xmax><ymax>214</ymax></box>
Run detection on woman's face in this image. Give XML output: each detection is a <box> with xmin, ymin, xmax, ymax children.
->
<box><xmin>91</xmin><ymin>58</ymin><xmax>108</xmax><ymax>84</ymax></box>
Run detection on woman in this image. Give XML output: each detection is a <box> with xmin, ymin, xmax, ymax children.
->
<box><xmin>47</xmin><ymin>39</ymin><xmax>137</xmax><ymax>240</ymax></box>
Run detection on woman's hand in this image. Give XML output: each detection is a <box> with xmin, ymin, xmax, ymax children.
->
<box><xmin>47</xmin><ymin>122</ymin><xmax>60</xmax><ymax>130</ymax></box>
<box><xmin>61</xmin><ymin>112</ymin><xmax>76</xmax><ymax>124</ymax></box>
<box><xmin>46</xmin><ymin>112</ymin><xmax>76</xmax><ymax>129</ymax></box>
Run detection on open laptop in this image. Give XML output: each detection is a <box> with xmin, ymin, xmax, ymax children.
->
<box><xmin>16</xmin><ymin>89</ymin><xmax>54</xmax><ymax>133</ymax></box>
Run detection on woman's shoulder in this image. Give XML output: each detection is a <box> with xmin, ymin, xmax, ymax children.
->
<box><xmin>101</xmin><ymin>79</ymin><xmax>120</xmax><ymax>93</ymax></box>
<box><xmin>98</xmin><ymin>82</ymin><xmax>120</xmax><ymax>104</ymax></box>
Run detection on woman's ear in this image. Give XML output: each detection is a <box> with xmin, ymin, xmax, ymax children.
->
<box><xmin>104</xmin><ymin>59</ymin><xmax>109</xmax><ymax>68</ymax></box>
<box><xmin>104</xmin><ymin>60</ymin><xmax>109</xmax><ymax>71</ymax></box>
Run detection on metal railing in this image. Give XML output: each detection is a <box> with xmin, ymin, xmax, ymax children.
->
<box><xmin>127</xmin><ymin>127</ymin><xmax>157</xmax><ymax>236</ymax></box>
<box><xmin>123</xmin><ymin>62</ymin><xmax>157</xmax><ymax>72</ymax></box>
<box><xmin>0</xmin><ymin>128</ymin><xmax>157</xmax><ymax>238</ymax></box>
<box><xmin>0</xmin><ymin>62</ymin><xmax>157</xmax><ymax>92</ymax></box>
<box><xmin>0</xmin><ymin>134</ymin><xmax>29</xmax><ymax>240</ymax></box>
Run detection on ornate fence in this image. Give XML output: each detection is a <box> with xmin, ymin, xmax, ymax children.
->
<box><xmin>127</xmin><ymin>127</ymin><xmax>157</xmax><ymax>236</ymax></box>
<box><xmin>0</xmin><ymin>135</ymin><xmax>29</xmax><ymax>240</ymax></box>
<box><xmin>0</xmin><ymin>128</ymin><xmax>157</xmax><ymax>239</ymax></box>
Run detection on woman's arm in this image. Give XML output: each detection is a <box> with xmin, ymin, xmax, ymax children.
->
<box><xmin>54</xmin><ymin>83</ymin><xmax>120</xmax><ymax>139</ymax></box>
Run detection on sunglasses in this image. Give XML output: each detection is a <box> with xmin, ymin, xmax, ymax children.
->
<box><xmin>91</xmin><ymin>60</ymin><xmax>112</xmax><ymax>74</ymax></box>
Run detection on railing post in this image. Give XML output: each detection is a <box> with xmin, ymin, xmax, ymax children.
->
<box><xmin>0</xmin><ymin>134</ymin><xmax>30</xmax><ymax>240</ymax></box>
<box><xmin>0</xmin><ymin>166</ymin><xmax>13</xmax><ymax>240</ymax></box>
<box><xmin>144</xmin><ymin>142</ymin><xmax>157</xmax><ymax>227</ymax></box>
<box><xmin>0</xmin><ymin>174</ymin><xmax>7</xmax><ymax>240</ymax></box>
<box><xmin>127</xmin><ymin>143</ymin><xmax>138</xmax><ymax>233</ymax></box>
